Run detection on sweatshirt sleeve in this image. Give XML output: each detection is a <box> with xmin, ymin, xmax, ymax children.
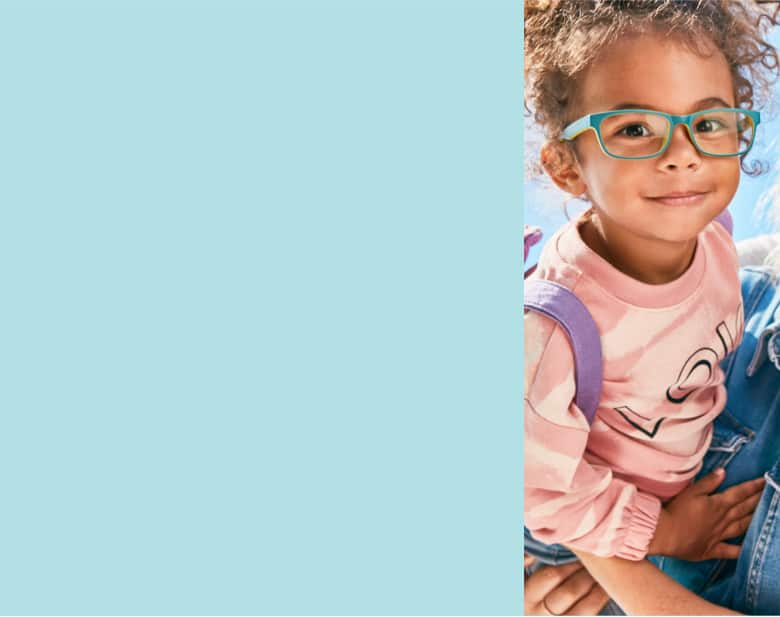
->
<box><xmin>524</xmin><ymin>311</ymin><xmax>662</xmax><ymax>560</ymax></box>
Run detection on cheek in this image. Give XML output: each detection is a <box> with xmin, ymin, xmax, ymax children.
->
<box><xmin>576</xmin><ymin>139</ymin><xmax>617</xmax><ymax>196</ymax></box>
<box><xmin>580</xmin><ymin>159</ymin><xmax>646</xmax><ymax>203</ymax></box>
<box><xmin>716</xmin><ymin>160</ymin><xmax>741</xmax><ymax>196</ymax></box>
<box><xmin>729</xmin><ymin>162</ymin><xmax>741</xmax><ymax>187</ymax></box>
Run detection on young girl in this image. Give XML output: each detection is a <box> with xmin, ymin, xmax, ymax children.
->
<box><xmin>525</xmin><ymin>231</ymin><xmax>780</xmax><ymax>615</ymax></box>
<box><xmin>523</xmin><ymin>0</ymin><xmax>779</xmax><ymax>580</ymax></box>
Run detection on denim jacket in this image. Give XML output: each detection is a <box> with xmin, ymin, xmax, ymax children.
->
<box><xmin>658</xmin><ymin>266</ymin><xmax>780</xmax><ymax>614</ymax></box>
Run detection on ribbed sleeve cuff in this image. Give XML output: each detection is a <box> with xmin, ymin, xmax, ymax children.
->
<box><xmin>614</xmin><ymin>491</ymin><xmax>662</xmax><ymax>561</ymax></box>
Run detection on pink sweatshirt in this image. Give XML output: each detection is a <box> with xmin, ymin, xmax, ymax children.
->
<box><xmin>524</xmin><ymin>213</ymin><xmax>743</xmax><ymax>560</ymax></box>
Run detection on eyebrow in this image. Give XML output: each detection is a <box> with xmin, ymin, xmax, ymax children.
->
<box><xmin>608</xmin><ymin>97</ymin><xmax>733</xmax><ymax>111</ymax></box>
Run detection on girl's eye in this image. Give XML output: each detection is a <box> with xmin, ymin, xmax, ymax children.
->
<box><xmin>695</xmin><ymin>118</ymin><xmax>726</xmax><ymax>133</ymax></box>
<box><xmin>617</xmin><ymin>123</ymin><xmax>651</xmax><ymax>138</ymax></box>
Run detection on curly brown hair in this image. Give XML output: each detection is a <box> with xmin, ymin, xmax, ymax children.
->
<box><xmin>525</xmin><ymin>0</ymin><xmax>780</xmax><ymax>176</ymax></box>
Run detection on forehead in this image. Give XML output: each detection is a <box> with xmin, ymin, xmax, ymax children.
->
<box><xmin>577</xmin><ymin>33</ymin><xmax>734</xmax><ymax>114</ymax></box>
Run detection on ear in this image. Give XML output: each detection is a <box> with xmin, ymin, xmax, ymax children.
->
<box><xmin>540</xmin><ymin>141</ymin><xmax>587</xmax><ymax>197</ymax></box>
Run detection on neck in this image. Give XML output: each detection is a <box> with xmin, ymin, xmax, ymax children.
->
<box><xmin>580</xmin><ymin>211</ymin><xmax>697</xmax><ymax>285</ymax></box>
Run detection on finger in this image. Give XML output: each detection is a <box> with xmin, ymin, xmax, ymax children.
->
<box><xmin>726</xmin><ymin>491</ymin><xmax>762</xmax><ymax>520</ymax></box>
<box><xmin>525</xmin><ymin>554</ymin><xmax>537</xmax><ymax>568</ymax></box>
<box><xmin>719</xmin><ymin>513</ymin><xmax>755</xmax><ymax>541</ymax></box>
<box><xmin>564</xmin><ymin>584</ymin><xmax>611</xmax><ymax>616</ymax></box>
<box><xmin>524</xmin><ymin>561</ymin><xmax>584</xmax><ymax>604</ymax></box>
<box><xmin>544</xmin><ymin>568</ymin><xmax>598</xmax><ymax>615</ymax></box>
<box><xmin>706</xmin><ymin>541</ymin><xmax>741</xmax><ymax>560</ymax></box>
<box><xmin>721</xmin><ymin>475</ymin><xmax>766</xmax><ymax>501</ymax></box>
<box><xmin>691</xmin><ymin>468</ymin><xmax>726</xmax><ymax>495</ymax></box>
<box><xmin>717</xmin><ymin>475</ymin><xmax>766</xmax><ymax>505</ymax></box>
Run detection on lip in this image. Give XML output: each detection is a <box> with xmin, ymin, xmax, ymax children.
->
<box><xmin>645</xmin><ymin>191</ymin><xmax>711</xmax><ymax>206</ymax></box>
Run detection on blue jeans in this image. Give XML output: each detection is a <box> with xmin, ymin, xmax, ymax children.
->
<box><xmin>658</xmin><ymin>266</ymin><xmax>780</xmax><ymax>614</ymax></box>
<box><xmin>523</xmin><ymin>528</ymin><xmax>578</xmax><ymax>566</ymax></box>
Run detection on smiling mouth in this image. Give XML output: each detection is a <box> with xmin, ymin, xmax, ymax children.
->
<box><xmin>645</xmin><ymin>191</ymin><xmax>710</xmax><ymax>206</ymax></box>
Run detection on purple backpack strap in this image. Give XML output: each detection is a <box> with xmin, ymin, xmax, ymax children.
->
<box><xmin>524</xmin><ymin>225</ymin><xmax>543</xmax><ymax>278</ymax></box>
<box><xmin>524</xmin><ymin>280</ymin><xmax>603</xmax><ymax>424</ymax></box>
<box><xmin>715</xmin><ymin>209</ymin><xmax>733</xmax><ymax>236</ymax></box>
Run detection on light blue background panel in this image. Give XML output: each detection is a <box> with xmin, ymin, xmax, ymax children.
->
<box><xmin>0</xmin><ymin>1</ymin><xmax>523</xmax><ymax>614</ymax></box>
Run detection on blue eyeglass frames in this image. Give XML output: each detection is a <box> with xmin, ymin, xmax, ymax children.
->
<box><xmin>559</xmin><ymin>108</ymin><xmax>761</xmax><ymax>160</ymax></box>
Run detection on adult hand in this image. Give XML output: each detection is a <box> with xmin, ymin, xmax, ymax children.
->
<box><xmin>524</xmin><ymin>554</ymin><xmax>610</xmax><ymax>615</ymax></box>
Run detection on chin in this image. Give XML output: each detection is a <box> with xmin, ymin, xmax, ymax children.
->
<box><xmin>643</xmin><ymin>222</ymin><xmax>713</xmax><ymax>244</ymax></box>
<box><xmin>639</xmin><ymin>205</ymin><xmax>724</xmax><ymax>241</ymax></box>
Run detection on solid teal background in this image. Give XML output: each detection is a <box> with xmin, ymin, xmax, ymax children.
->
<box><xmin>0</xmin><ymin>1</ymin><xmax>523</xmax><ymax>614</ymax></box>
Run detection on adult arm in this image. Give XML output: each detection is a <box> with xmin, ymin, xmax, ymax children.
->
<box><xmin>573</xmin><ymin>550</ymin><xmax>742</xmax><ymax>616</ymax></box>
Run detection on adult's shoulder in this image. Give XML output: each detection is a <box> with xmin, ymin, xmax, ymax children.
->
<box><xmin>736</xmin><ymin>233</ymin><xmax>780</xmax><ymax>322</ymax></box>
<box><xmin>738</xmin><ymin>266</ymin><xmax>780</xmax><ymax>324</ymax></box>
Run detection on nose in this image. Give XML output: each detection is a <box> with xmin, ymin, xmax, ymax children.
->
<box><xmin>658</xmin><ymin>124</ymin><xmax>701</xmax><ymax>171</ymax></box>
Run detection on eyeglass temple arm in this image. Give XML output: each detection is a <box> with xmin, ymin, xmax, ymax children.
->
<box><xmin>560</xmin><ymin>116</ymin><xmax>591</xmax><ymax>142</ymax></box>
